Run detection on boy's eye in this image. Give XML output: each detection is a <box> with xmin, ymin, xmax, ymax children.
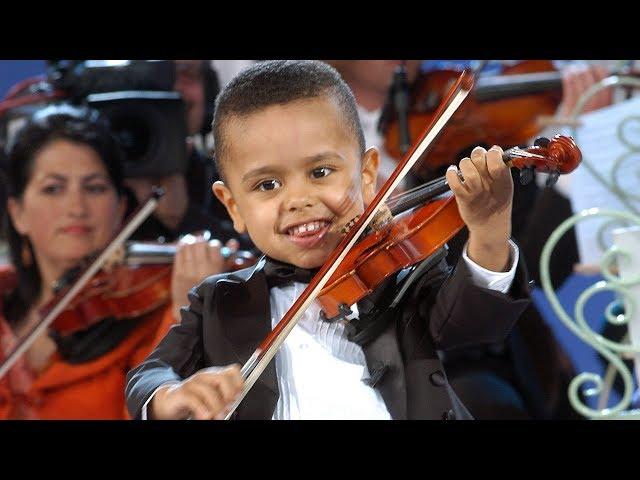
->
<box><xmin>257</xmin><ymin>179</ymin><xmax>282</xmax><ymax>191</ymax></box>
<box><xmin>311</xmin><ymin>167</ymin><xmax>334</xmax><ymax>179</ymax></box>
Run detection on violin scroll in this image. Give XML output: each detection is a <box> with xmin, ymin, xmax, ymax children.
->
<box><xmin>503</xmin><ymin>134</ymin><xmax>582</xmax><ymax>186</ymax></box>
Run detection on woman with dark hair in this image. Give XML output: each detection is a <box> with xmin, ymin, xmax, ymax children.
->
<box><xmin>0</xmin><ymin>105</ymin><xmax>224</xmax><ymax>419</ymax></box>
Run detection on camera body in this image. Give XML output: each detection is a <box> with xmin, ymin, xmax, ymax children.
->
<box><xmin>2</xmin><ymin>60</ymin><xmax>188</xmax><ymax>178</ymax></box>
<box><xmin>85</xmin><ymin>89</ymin><xmax>187</xmax><ymax>178</ymax></box>
<box><xmin>53</xmin><ymin>60</ymin><xmax>188</xmax><ymax>178</ymax></box>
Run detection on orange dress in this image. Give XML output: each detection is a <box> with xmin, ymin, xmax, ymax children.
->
<box><xmin>0</xmin><ymin>265</ymin><xmax>176</xmax><ymax>419</ymax></box>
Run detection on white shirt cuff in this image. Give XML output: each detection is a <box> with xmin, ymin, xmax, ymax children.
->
<box><xmin>141</xmin><ymin>382</ymin><xmax>181</xmax><ymax>420</ymax></box>
<box><xmin>461</xmin><ymin>239</ymin><xmax>519</xmax><ymax>294</ymax></box>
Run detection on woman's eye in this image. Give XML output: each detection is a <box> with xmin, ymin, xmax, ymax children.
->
<box><xmin>257</xmin><ymin>179</ymin><xmax>282</xmax><ymax>191</ymax></box>
<box><xmin>311</xmin><ymin>167</ymin><xmax>333</xmax><ymax>179</ymax></box>
<box><xmin>42</xmin><ymin>185</ymin><xmax>63</xmax><ymax>195</ymax></box>
<box><xmin>85</xmin><ymin>184</ymin><xmax>110</xmax><ymax>194</ymax></box>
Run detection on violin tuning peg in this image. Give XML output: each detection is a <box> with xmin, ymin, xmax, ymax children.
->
<box><xmin>519</xmin><ymin>167</ymin><xmax>535</xmax><ymax>185</ymax></box>
<box><xmin>534</xmin><ymin>137</ymin><xmax>551</xmax><ymax>148</ymax></box>
<box><xmin>545</xmin><ymin>171</ymin><xmax>560</xmax><ymax>187</ymax></box>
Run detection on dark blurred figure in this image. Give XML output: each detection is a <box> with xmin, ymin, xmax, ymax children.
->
<box><xmin>125</xmin><ymin>60</ymin><xmax>251</xmax><ymax>249</ymax></box>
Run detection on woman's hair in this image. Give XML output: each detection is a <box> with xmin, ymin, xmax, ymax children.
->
<box><xmin>2</xmin><ymin>104</ymin><xmax>125</xmax><ymax>324</ymax></box>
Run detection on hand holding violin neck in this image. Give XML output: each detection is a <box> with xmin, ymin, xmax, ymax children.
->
<box><xmin>446</xmin><ymin>145</ymin><xmax>513</xmax><ymax>272</ymax></box>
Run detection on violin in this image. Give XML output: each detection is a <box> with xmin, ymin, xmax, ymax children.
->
<box><xmin>219</xmin><ymin>69</ymin><xmax>583</xmax><ymax>418</ymax></box>
<box><xmin>381</xmin><ymin>60</ymin><xmax>566</xmax><ymax>180</ymax></box>
<box><xmin>47</xmin><ymin>239</ymin><xmax>256</xmax><ymax>337</ymax></box>
<box><xmin>316</xmin><ymin>134</ymin><xmax>581</xmax><ymax>319</ymax></box>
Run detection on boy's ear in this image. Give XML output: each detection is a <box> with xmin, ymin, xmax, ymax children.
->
<box><xmin>212</xmin><ymin>181</ymin><xmax>247</xmax><ymax>234</ymax></box>
<box><xmin>360</xmin><ymin>147</ymin><xmax>380</xmax><ymax>205</ymax></box>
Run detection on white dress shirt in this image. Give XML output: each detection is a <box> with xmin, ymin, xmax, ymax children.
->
<box><xmin>143</xmin><ymin>240</ymin><xmax>519</xmax><ymax>419</ymax></box>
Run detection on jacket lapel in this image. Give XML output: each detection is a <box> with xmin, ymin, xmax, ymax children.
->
<box><xmin>215</xmin><ymin>258</ymin><xmax>279</xmax><ymax>417</ymax></box>
<box><xmin>360</xmin><ymin>314</ymin><xmax>407</xmax><ymax>420</ymax></box>
<box><xmin>356</xmin><ymin>275</ymin><xmax>408</xmax><ymax>420</ymax></box>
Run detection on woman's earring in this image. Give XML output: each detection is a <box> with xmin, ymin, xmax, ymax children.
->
<box><xmin>21</xmin><ymin>239</ymin><xmax>32</xmax><ymax>267</ymax></box>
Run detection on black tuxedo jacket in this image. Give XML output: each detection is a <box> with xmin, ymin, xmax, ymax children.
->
<box><xmin>126</xmin><ymin>253</ymin><xmax>531</xmax><ymax>419</ymax></box>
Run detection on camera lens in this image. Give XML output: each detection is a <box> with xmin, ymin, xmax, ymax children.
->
<box><xmin>87</xmin><ymin>92</ymin><xmax>187</xmax><ymax>178</ymax></box>
<box><xmin>109</xmin><ymin>112</ymin><xmax>151</xmax><ymax>163</ymax></box>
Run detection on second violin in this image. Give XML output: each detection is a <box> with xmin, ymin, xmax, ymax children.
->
<box><xmin>381</xmin><ymin>60</ymin><xmax>564</xmax><ymax>179</ymax></box>
<box><xmin>47</xmin><ymin>237</ymin><xmax>256</xmax><ymax>337</ymax></box>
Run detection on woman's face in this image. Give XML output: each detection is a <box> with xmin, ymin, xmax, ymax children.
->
<box><xmin>8</xmin><ymin>139</ymin><xmax>126</xmax><ymax>275</ymax></box>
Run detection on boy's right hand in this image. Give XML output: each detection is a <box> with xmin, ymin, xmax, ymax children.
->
<box><xmin>150</xmin><ymin>365</ymin><xmax>244</xmax><ymax>420</ymax></box>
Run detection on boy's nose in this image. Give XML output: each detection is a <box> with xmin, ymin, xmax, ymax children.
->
<box><xmin>286</xmin><ymin>196</ymin><xmax>314</xmax><ymax>211</ymax></box>
<box><xmin>284</xmin><ymin>185</ymin><xmax>315</xmax><ymax>211</ymax></box>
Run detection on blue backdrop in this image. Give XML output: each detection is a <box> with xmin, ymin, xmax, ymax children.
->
<box><xmin>0</xmin><ymin>60</ymin><xmax>47</xmax><ymax>98</ymax></box>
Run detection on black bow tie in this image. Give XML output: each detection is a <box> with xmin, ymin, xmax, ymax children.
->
<box><xmin>263</xmin><ymin>256</ymin><xmax>319</xmax><ymax>288</ymax></box>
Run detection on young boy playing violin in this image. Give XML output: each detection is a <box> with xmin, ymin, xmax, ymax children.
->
<box><xmin>126</xmin><ymin>60</ymin><xmax>531</xmax><ymax>420</ymax></box>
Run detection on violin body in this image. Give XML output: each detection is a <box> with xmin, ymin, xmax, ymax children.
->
<box><xmin>383</xmin><ymin>60</ymin><xmax>562</xmax><ymax>179</ymax></box>
<box><xmin>48</xmin><ymin>265</ymin><xmax>172</xmax><ymax>335</ymax></box>
<box><xmin>47</xmin><ymin>242</ymin><xmax>257</xmax><ymax>337</ymax></box>
<box><xmin>318</xmin><ymin>195</ymin><xmax>463</xmax><ymax>319</ymax></box>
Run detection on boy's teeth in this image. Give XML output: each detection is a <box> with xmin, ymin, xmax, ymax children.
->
<box><xmin>288</xmin><ymin>221</ymin><xmax>327</xmax><ymax>236</ymax></box>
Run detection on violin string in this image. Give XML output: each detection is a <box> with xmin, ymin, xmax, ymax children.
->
<box><xmin>386</xmin><ymin>177</ymin><xmax>450</xmax><ymax>215</ymax></box>
<box><xmin>505</xmin><ymin>147</ymin><xmax>546</xmax><ymax>159</ymax></box>
<box><xmin>386</xmin><ymin>176</ymin><xmax>446</xmax><ymax>210</ymax></box>
<box><xmin>387</xmin><ymin>180</ymin><xmax>432</xmax><ymax>206</ymax></box>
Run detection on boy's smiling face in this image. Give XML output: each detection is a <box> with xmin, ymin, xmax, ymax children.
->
<box><xmin>213</xmin><ymin>96</ymin><xmax>379</xmax><ymax>269</ymax></box>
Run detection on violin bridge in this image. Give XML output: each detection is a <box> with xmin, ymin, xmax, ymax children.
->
<box><xmin>340</xmin><ymin>204</ymin><xmax>394</xmax><ymax>236</ymax></box>
<box><xmin>371</xmin><ymin>204</ymin><xmax>393</xmax><ymax>230</ymax></box>
<box><xmin>103</xmin><ymin>245</ymin><xmax>126</xmax><ymax>272</ymax></box>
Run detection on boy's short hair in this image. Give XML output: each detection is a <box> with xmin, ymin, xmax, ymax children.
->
<box><xmin>212</xmin><ymin>60</ymin><xmax>366</xmax><ymax>180</ymax></box>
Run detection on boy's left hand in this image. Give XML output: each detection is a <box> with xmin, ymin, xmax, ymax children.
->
<box><xmin>446</xmin><ymin>145</ymin><xmax>513</xmax><ymax>272</ymax></box>
<box><xmin>171</xmin><ymin>235</ymin><xmax>237</xmax><ymax>320</ymax></box>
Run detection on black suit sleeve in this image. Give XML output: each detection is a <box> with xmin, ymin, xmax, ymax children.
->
<box><xmin>425</xmin><ymin>253</ymin><xmax>532</xmax><ymax>352</ymax></box>
<box><xmin>125</xmin><ymin>286</ymin><xmax>207</xmax><ymax>419</ymax></box>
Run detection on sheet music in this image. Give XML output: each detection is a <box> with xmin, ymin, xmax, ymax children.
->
<box><xmin>566</xmin><ymin>95</ymin><xmax>640</xmax><ymax>265</ymax></box>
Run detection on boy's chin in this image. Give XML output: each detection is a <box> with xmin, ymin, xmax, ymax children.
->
<box><xmin>270</xmin><ymin>250</ymin><xmax>326</xmax><ymax>270</ymax></box>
